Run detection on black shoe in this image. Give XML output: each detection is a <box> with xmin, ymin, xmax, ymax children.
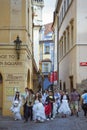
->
<box><xmin>76</xmin><ymin>112</ymin><xmax>79</xmax><ymax>117</ymax></box>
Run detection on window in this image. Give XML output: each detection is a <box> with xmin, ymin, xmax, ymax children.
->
<box><xmin>44</xmin><ymin>44</ymin><xmax>50</xmax><ymax>54</ymax></box>
<box><xmin>64</xmin><ymin>32</ymin><xmax>66</xmax><ymax>54</ymax></box>
<box><xmin>67</xmin><ymin>26</ymin><xmax>70</xmax><ymax>51</ymax></box>
<box><xmin>62</xmin><ymin>7</ymin><xmax>63</xmax><ymax>20</ymax></box>
<box><xmin>59</xmin><ymin>38</ymin><xmax>63</xmax><ymax>59</ymax></box>
<box><xmin>67</xmin><ymin>0</ymin><xmax>69</xmax><ymax>8</ymax></box>
<box><xmin>43</xmin><ymin>63</ymin><xmax>49</xmax><ymax>72</ymax></box>
<box><xmin>64</xmin><ymin>0</ymin><xmax>66</xmax><ymax>13</ymax></box>
<box><xmin>61</xmin><ymin>38</ymin><xmax>63</xmax><ymax>57</ymax></box>
<box><xmin>70</xmin><ymin>20</ymin><xmax>74</xmax><ymax>46</ymax></box>
<box><xmin>60</xmin><ymin>43</ymin><xmax>62</xmax><ymax>58</ymax></box>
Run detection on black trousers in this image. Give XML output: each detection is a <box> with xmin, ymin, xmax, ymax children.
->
<box><xmin>24</xmin><ymin>105</ymin><xmax>33</xmax><ymax>121</ymax></box>
<box><xmin>23</xmin><ymin>104</ymin><xmax>29</xmax><ymax>121</ymax></box>
<box><xmin>82</xmin><ymin>103</ymin><xmax>87</xmax><ymax>116</ymax></box>
<box><xmin>28</xmin><ymin>106</ymin><xmax>33</xmax><ymax>121</ymax></box>
<box><xmin>50</xmin><ymin>103</ymin><xmax>53</xmax><ymax>118</ymax></box>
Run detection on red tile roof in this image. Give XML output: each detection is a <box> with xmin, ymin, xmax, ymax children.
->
<box><xmin>44</xmin><ymin>23</ymin><xmax>54</xmax><ymax>35</ymax></box>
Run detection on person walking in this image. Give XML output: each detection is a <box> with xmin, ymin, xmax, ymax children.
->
<box><xmin>33</xmin><ymin>92</ymin><xmax>46</xmax><ymax>122</ymax></box>
<box><xmin>28</xmin><ymin>89</ymin><xmax>35</xmax><ymax>121</ymax></box>
<box><xmin>81</xmin><ymin>89</ymin><xmax>87</xmax><ymax>117</ymax></box>
<box><xmin>45</xmin><ymin>89</ymin><xmax>55</xmax><ymax>120</ymax></box>
<box><xmin>69</xmin><ymin>88</ymin><xmax>79</xmax><ymax>117</ymax></box>
<box><xmin>23</xmin><ymin>88</ymin><xmax>34</xmax><ymax>122</ymax></box>
<box><xmin>58</xmin><ymin>91</ymin><xmax>71</xmax><ymax>118</ymax></box>
<box><xmin>23</xmin><ymin>87</ymin><xmax>29</xmax><ymax>121</ymax></box>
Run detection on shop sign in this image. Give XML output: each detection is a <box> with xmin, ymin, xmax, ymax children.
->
<box><xmin>80</xmin><ymin>62</ymin><xmax>87</xmax><ymax>66</ymax></box>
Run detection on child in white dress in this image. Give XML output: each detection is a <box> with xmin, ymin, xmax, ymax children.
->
<box><xmin>58</xmin><ymin>94</ymin><xmax>71</xmax><ymax>117</ymax></box>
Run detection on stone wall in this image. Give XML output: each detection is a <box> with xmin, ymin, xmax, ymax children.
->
<box><xmin>76</xmin><ymin>79</ymin><xmax>87</xmax><ymax>94</ymax></box>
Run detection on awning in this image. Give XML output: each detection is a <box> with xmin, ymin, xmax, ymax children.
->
<box><xmin>43</xmin><ymin>77</ymin><xmax>53</xmax><ymax>90</ymax></box>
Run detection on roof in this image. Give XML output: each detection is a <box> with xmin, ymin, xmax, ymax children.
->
<box><xmin>44</xmin><ymin>23</ymin><xmax>54</xmax><ymax>35</ymax></box>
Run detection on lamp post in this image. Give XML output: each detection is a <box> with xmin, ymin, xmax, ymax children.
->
<box><xmin>14</xmin><ymin>36</ymin><xmax>22</xmax><ymax>59</ymax></box>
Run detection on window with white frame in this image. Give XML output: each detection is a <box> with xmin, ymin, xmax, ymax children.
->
<box><xmin>43</xmin><ymin>63</ymin><xmax>49</xmax><ymax>72</ymax></box>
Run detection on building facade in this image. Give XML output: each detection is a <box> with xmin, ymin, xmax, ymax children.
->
<box><xmin>52</xmin><ymin>10</ymin><xmax>59</xmax><ymax>87</ymax></box>
<box><xmin>53</xmin><ymin>0</ymin><xmax>87</xmax><ymax>93</ymax></box>
<box><xmin>0</xmin><ymin>0</ymin><xmax>33</xmax><ymax>116</ymax></box>
<box><xmin>39</xmin><ymin>23</ymin><xmax>55</xmax><ymax>90</ymax></box>
<box><xmin>32</xmin><ymin>0</ymin><xmax>44</xmax><ymax>69</ymax></box>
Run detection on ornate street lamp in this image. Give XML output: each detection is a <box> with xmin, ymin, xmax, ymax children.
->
<box><xmin>14</xmin><ymin>36</ymin><xmax>22</xmax><ymax>59</ymax></box>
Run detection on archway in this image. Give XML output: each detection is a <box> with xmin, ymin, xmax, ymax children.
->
<box><xmin>27</xmin><ymin>70</ymin><xmax>30</xmax><ymax>88</ymax></box>
<box><xmin>0</xmin><ymin>73</ymin><xmax>3</xmax><ymax>115</ymax></box>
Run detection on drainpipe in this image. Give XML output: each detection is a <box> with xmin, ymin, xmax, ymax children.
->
<box><xmin>56</xmin><ymin>13</ymin><xmax>59</xmax><ymax>89</ymax></box>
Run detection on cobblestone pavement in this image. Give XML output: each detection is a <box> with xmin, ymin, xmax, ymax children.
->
<box><xmin>0</xmin><ymin>111</ymin><xmax>87</xmax><ymax>130</ymax></box>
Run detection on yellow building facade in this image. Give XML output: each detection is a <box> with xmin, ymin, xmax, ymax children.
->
<box><xmin>0</xmin><ymin>0</ymin><xmax>33</xmax><ymax>116</ymax></box>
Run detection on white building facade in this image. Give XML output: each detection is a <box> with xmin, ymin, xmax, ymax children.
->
<box><xmin>54</xmin><ymin>0</ymin><xmax>87</xmax><ymax>93</ymax></box>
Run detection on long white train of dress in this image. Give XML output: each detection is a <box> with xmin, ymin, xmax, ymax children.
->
<box><xmin>58</xmin><ymin>100</ymin><xmax>71</xmax><ymax>115</ymax></box>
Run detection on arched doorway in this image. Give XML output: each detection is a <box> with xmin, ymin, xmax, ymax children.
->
<box><xmin>27</xmin><ymin>70</ymin><xmax>30</xmax><ymax>88</ymax></box>
<box><xmin>0</xmin><ymin>73</ymin><xmax>3</xmax><ymax>115</ymax></box>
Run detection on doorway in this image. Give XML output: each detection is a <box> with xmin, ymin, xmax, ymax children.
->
<box><xmin>0</xmin><ymin>73</ymin><xmax>3</xmax><ymax>115</ymax></box>
<box><xmin>69</xmin><ymin>75</ymin><xmax>74</xmax><ymax>92</ymax></box>
<box><xmin>59</xmin><ymin>80</ymin><xmax>62</xmax><ymax>90</ymax></box>
<box><xmin>63</xmin><ymin>82</ymin><xmax>66</xmax><ymax>92</ymax></box>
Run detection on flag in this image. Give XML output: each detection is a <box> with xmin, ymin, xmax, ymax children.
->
<box><xmin>49</xmin><ymin>71</ymin><xmax>58</xmax><ymax>83</ymax></box>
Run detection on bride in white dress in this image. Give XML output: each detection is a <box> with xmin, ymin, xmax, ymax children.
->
<box><xmin>58</xmin><ymin>93</ymin><xmax>71</xmax><ymax>117</ymax></box>
<box><xmin>33</xmin><ymin>93</ymin><xmax>46</xmax><ymax>122</ymax></box>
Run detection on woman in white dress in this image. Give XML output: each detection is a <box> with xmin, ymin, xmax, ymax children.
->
<box><xmin>58</xmin><ymin>93</ymin><xmax>71</xmax><ymax>117</ymax></box>
<box><xmin>10</xmin><ymin>91</ymin><xmax>22</xmax><ymax>120</ymax></box>
<box><xmin>33</xmin><ymin>93</ymin><xmax>46</xmax><ymax>122</ymax></box>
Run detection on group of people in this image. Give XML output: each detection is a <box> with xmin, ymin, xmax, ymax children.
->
<box><xmin>10</xmin><ymin>87</ymin><xmax>87</xmax><ymax>123</ymax></box>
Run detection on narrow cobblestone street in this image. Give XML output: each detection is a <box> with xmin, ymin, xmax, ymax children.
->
<box><xmin>0</xmin><ymin>111</ymin><xmax>87</xmax><ymax>130</ymax></box>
